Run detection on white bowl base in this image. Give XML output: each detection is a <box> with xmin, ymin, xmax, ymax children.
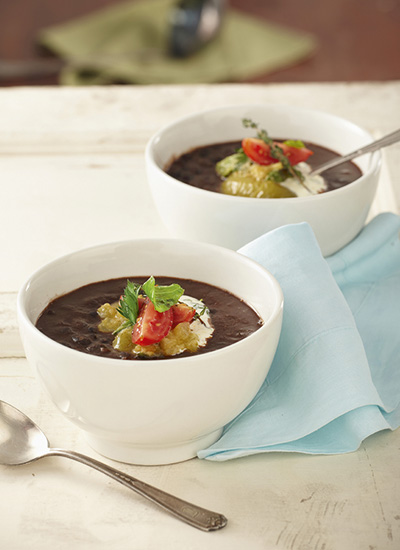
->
<box><xmin>85</xmin><ymin>428</ymin><xmax>223</xmax><ymax>465</ymax></box>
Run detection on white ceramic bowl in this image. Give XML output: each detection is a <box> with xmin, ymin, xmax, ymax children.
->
<box><xmin>17</xmin><ymin>239</ymin><xmax>283</xmax><ymax>465</ymax></box>
<box><xmin>145</xmin><ymin>104</ymin><xmax>381</xmax><ymax>256</ymax></box>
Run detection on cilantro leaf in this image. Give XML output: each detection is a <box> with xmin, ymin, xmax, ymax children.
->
<box><xmin>115</xmin><ymin>280</ymin><xmax>141</xmax><ymax>334</ymax></box>
<box><xmin>284</xmin><ymin>139</ymin><xmax>305</xmax><ymax>149</ymax></box>
<box><xmin>142</xmin><ymin>276</ymin><xmax>184</xmax><ymax>312</ymax></box>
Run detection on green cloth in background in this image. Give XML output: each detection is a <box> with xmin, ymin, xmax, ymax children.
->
<box><xmin>38</xmin><ymin>0</ymin><xmax>317</xmax><ymax>85</ymax></box>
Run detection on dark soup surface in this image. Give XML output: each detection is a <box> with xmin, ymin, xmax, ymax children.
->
<box><xmin>36</xmin><ymin>277</ymin><xmax>263</xmax><ymax>360</ymax></box>
<box><xmin>166</xmin><ymin>140</ymin><xmax>362</xmax><ymax>195</ymax></box>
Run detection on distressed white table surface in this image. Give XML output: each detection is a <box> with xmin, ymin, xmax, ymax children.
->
<box><xmin>0</xmin><ymin>82</ymin><xmax>399</xmax><ymax>550</ymax></box>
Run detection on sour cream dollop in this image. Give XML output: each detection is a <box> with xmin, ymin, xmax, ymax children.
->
<box><xmin>280</xmin><ymin>162</ymin><xmax>327</xmax><ymax>197</ymax></box>
<box><xmin>179</xmin><ymin>295</ymin><xmax>214</xmax><ymax>347</ymax></box>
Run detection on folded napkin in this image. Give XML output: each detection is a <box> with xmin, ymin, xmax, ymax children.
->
<box><xmin>38</xmin><ymin>0</ymin><xmax>316</xmax><ymax>85</ymax></box>
<box><xmin>198</xmin><ymin>212</ymin><xmax>400</xmax><ymax>460</ymax></box>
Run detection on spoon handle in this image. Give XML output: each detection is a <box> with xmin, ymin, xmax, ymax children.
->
<box><xmin>311</xmin><ymin>128</ymin><xmax>400</xmax><ymax>175</ymax></box>
<box><xmin>47</xmin><ymin>448</ymin><xmax>227</xmax><ymax>531</ymax></box>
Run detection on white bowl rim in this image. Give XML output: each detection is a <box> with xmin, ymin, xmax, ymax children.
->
<box><xmin>145</xmin><ymin>102</ymin><xmax>382</xmax><ymax>203</ymax></box>
<box><xmin>17</xmin><ymin>238</ymin><xmax>284</xmax><ymax>367</ymax></box>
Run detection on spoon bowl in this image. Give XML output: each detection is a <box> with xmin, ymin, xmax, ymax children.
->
<box><xmin>0</xmin><ymin>401</ymin><xmax>50</xmax><ymax>465</ymax></box>
<box><xmin>0</xmin><ymin>400</ymin><xmax>227</xmax><ymax>531</ymax></box>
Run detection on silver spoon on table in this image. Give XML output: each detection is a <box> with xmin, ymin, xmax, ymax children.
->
<box><xmin>0</xmin><ymin>400</ymin><xmax>227</xmax><ymax>532</ymax></box>
<box><xmin>310</xmin><ymin>128</ymin><xmax>400</xmax><ymax>175</ymax></box>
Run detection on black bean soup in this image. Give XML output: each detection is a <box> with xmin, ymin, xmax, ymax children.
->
<box><xmin>166</xmin><ymin>140</ymin><xmax>362</xmax><ymax>194</ymax></box>
<box><xmin>36</xmin><ymin>277</ymin><xmax>263</xmax><ymax>360</ymax></box>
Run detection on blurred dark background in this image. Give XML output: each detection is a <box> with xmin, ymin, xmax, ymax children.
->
<box><xmin>1</xmin><ymin>0</ymin><xmax>399</xmax><ymax>86</ymax></box>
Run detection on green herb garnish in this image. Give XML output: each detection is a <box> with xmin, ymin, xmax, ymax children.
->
<box><xmin>284</xmin><ymin>139</ymin><xmax>305</xmax><ymax>149</ymax></box>
<box><xmin>114</xmin><ymin>277</ymin><xmax>184</xmax><ymax>334</ymax></box>
<box><xmin>141</xmin><ymin>276</ymin><xmax>184</xmax><ymax>312</ymax></box>
<box><xmin>216</xmin><ymin>149</ymin><xmax>248</xmax><ymax>177</ymax></box>
<box><xmin>268</xmin><ymin>168</ymin><xmax>290</xmax><ymax>184</ymax></box>
<box><xmin>242</xmin><ymin>118</ymin><xmax>309</xmax><ymax>189</ymax></box>
<box><xmin>115</xmin><ymin>281</ymin><xmax>141</xmax><ymax>334</ymax></box>
<box><xmin>195</xmin><ymin>303</ymin><xmax>208</xmax><ymax>320</ymax></box>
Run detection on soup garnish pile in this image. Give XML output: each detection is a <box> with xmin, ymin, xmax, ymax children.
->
<box><xmin>166</xmin><ymin>118</ymin><xmax>362</xmax><ymax>199</ymax></box>
<box><xmin>98</xmin><ymin>276</ymin><xmax>211</xmax><ymax>358</ymax></box>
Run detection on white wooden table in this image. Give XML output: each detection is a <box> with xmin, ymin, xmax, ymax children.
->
<box><xmin>0</xmin><ymin>82</ymin><xmax>399</xmax><ymax>550</ymax></box>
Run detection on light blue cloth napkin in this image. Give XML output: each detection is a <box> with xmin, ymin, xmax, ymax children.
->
<box><xmin>198</xmin><ymin>212</ymin><xmax>400</xmax><ymax>460</ymax></box>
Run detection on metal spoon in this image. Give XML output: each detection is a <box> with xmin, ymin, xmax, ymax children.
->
<box><xmin>310</xmin><ymin>128</ymin><xmax>400</xmax><ymax>175</ymax></box>
<box><xmin>0</xmin><ymin>400</ymin><xmax>227</xmax><ymax>532</ymax></box>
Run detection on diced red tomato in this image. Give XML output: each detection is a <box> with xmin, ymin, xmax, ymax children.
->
<box><xmin>277</xmin><ymin>142</ymin><xmax>313</xmax><ymax>165</ymax></box>
<box><xmin>242</xmin><ymin>137</ymin><xmax>313</xmax><ymax>166</ymax></box>
<box><xmin>171</xmin><ymin>303</ymin><xmax>196</xmax><ymax>327</ymax></box>
<box><xmin>132</xmin><ymin>302</ymin><xmax>173</xmax><ymax>346</ymax></box>
<box><xmin>242</xmin><ymin>138</ymin><xmax>275</xmax><ymax>165</ymax></box>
